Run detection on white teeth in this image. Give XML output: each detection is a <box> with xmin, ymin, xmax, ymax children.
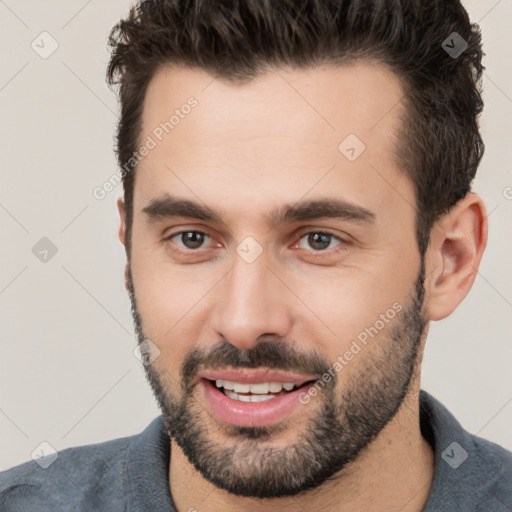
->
<box><xmin>214</xmin><ymin>380</ymin><xmax>297</xmax><ymax>394</ymax></box>
<box><xmin>246</xmin><ymin>382</ymin><xmax>269</xmax><ymax>394</ymax></box>
<box><xmin>268</xmin><ymin>381</ymin><xmax>283</xmax><ymax>392</ymax></box>
<box><xmin>224</xmin><ymin>390</ymin><xmax>277</xmax><ymax>402</ymax></box>
<box><xmin>222</xmin><ymin>380</ymin><xmax>235</xmax><ymax>390</ymax></box>
<box><xmin>233</xmin><ymin>382</ymin><xmax>251</xmax><ymax>393</ymax></box>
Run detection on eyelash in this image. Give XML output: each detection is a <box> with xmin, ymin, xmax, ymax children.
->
<box><xmin>163</xmin><ymin>229</ymin><xmax>348</xmax><ymax>256</ymax></box>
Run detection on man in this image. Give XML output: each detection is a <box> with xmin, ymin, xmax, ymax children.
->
<box><xmin>1</xmin><ymin>0</ymin><xmax>511</xmax><ymax>510</ymax></box>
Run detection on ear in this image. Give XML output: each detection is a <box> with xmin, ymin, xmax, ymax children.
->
<box><xmin>117</xmin><ymin>197</ymin><xmax>131</xmax><ymax>292</ymax></box>
<box><xmin>423</xmin><ymin>193</ymin><xmax>488</xmax><ymax>321</ymax></box>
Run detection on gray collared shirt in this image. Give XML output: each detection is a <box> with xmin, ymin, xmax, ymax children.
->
<box><xmin>1</xmin><ymin>390</ymin><xmax>511</xmax><ymax>511</ymax></box>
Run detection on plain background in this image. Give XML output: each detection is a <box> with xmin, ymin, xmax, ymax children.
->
<box><xmin>1</xmin><ymin>0</ymin><xmax>511</xmax><ymax>471</ymax></box>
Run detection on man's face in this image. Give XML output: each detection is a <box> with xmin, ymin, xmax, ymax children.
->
<box><xmin>123</xmin><ymin>62</ymin><xmax>427</xmax><ymax>497</ymax></box>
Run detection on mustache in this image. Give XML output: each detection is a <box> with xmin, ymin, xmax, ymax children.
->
<box><xmin>181</xmin><ymin>339</ymin><xmax>332</xmax><ymax>385</ymax></box>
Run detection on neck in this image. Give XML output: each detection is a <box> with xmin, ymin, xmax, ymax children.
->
<box><xmin>168</xmin><ymin>383</ymin><xmax>434</xmax><ymax>512</ymax></box>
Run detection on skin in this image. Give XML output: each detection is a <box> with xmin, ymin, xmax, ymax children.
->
<box><xmin>117</xmin><ymin>62</ymin><xmax>487</xmax><ymax>511</ymax></box>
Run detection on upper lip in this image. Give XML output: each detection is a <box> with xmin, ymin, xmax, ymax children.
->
<box><xmin>198</xmin><ymin>368</ymin><xmax>318</xmax><ymax>386</ymax></box>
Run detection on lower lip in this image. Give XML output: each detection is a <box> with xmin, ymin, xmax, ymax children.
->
<box><xmin>199</xmin><ymin>379</ymin><xmax>313</xmax><ymax>427</ymax></box>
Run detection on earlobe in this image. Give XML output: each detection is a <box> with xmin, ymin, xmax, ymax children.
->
<box><xmin>117</xmin><ymin>197</ymin><xmax>126</xmax><ymax>246</ymax></box>
<box><xmin>424</xmin><ymin>193</ymin><xmax>488</xmax><ymax>321</ymax></box>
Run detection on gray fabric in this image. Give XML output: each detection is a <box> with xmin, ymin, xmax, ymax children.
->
<box><xmin>1</xmin><ymin>390</ymin><xmax>511</xmax><ymax>511</ymax></box>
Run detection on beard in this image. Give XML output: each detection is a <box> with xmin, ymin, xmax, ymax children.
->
<box><xmin>126</xmin><ymin>260</ymin><xmax>427</xmax><ymax>498</ymax></box>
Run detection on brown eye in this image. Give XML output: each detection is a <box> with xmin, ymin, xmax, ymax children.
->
<box><xmin>168</xmin><ymin>231</ymin><xmax>211</xmax><ymax>250</ymax></box>
<box><xmin>297</xmin><ymin>232</ymin><xmax>341</xmax><ymax>252</ymax></box>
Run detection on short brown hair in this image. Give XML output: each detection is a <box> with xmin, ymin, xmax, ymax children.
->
<box><xmin>106</xmin><ymin>0</ymin><xmax>485</xmax><ymax>257</ymax></box>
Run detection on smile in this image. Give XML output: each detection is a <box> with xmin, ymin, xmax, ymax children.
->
<box><xmin>200</xmin><ymin>375</ymin><xmax>317</xmax><ymax>427</ymax></box>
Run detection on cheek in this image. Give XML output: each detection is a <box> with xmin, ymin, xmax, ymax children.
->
<box><xmin>291</xmin><ymin>267</ymin><xmax>412</xmax><ymax>359</ymax></box>
<box><xmin>131</xmin><ymin>257</ymin><xmax>211</xmax><ymax>346</ymax></box>
<box><xmin>133</xmin><ymin>273</ymin><xmax>206</xmax><ymax>378</ymax></box>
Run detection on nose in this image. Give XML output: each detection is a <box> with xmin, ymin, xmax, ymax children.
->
<box><xmin>210</xmin><ymin>249</ymin><xmax>292</xmax><ymax>351</ymax></box>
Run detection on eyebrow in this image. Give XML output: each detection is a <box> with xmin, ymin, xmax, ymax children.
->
<box><xmin>142</xmin><ymin>194</ymin><xmax>376</xmax><ymax>227</ymax></box>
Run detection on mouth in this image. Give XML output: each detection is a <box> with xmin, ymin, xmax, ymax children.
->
<box><xmin>198</xmin><ymin>370</ymin><xmax>318</xmax><ymax>427</ymax></box>
<box><xmin>207</xmin><ymin>378</ymin><xmax>313</xmax><ymax>402</ymax></box>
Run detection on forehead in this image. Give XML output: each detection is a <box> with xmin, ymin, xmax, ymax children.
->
<box><xmin>135</xmin><ymin>61</ymin><xmax>414</xmax><ymax>229</ymax></box>
<box><xmin>141</xmin><ymin>61</ymin><xmax>405</xmax><ymax>151</ymax></box>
